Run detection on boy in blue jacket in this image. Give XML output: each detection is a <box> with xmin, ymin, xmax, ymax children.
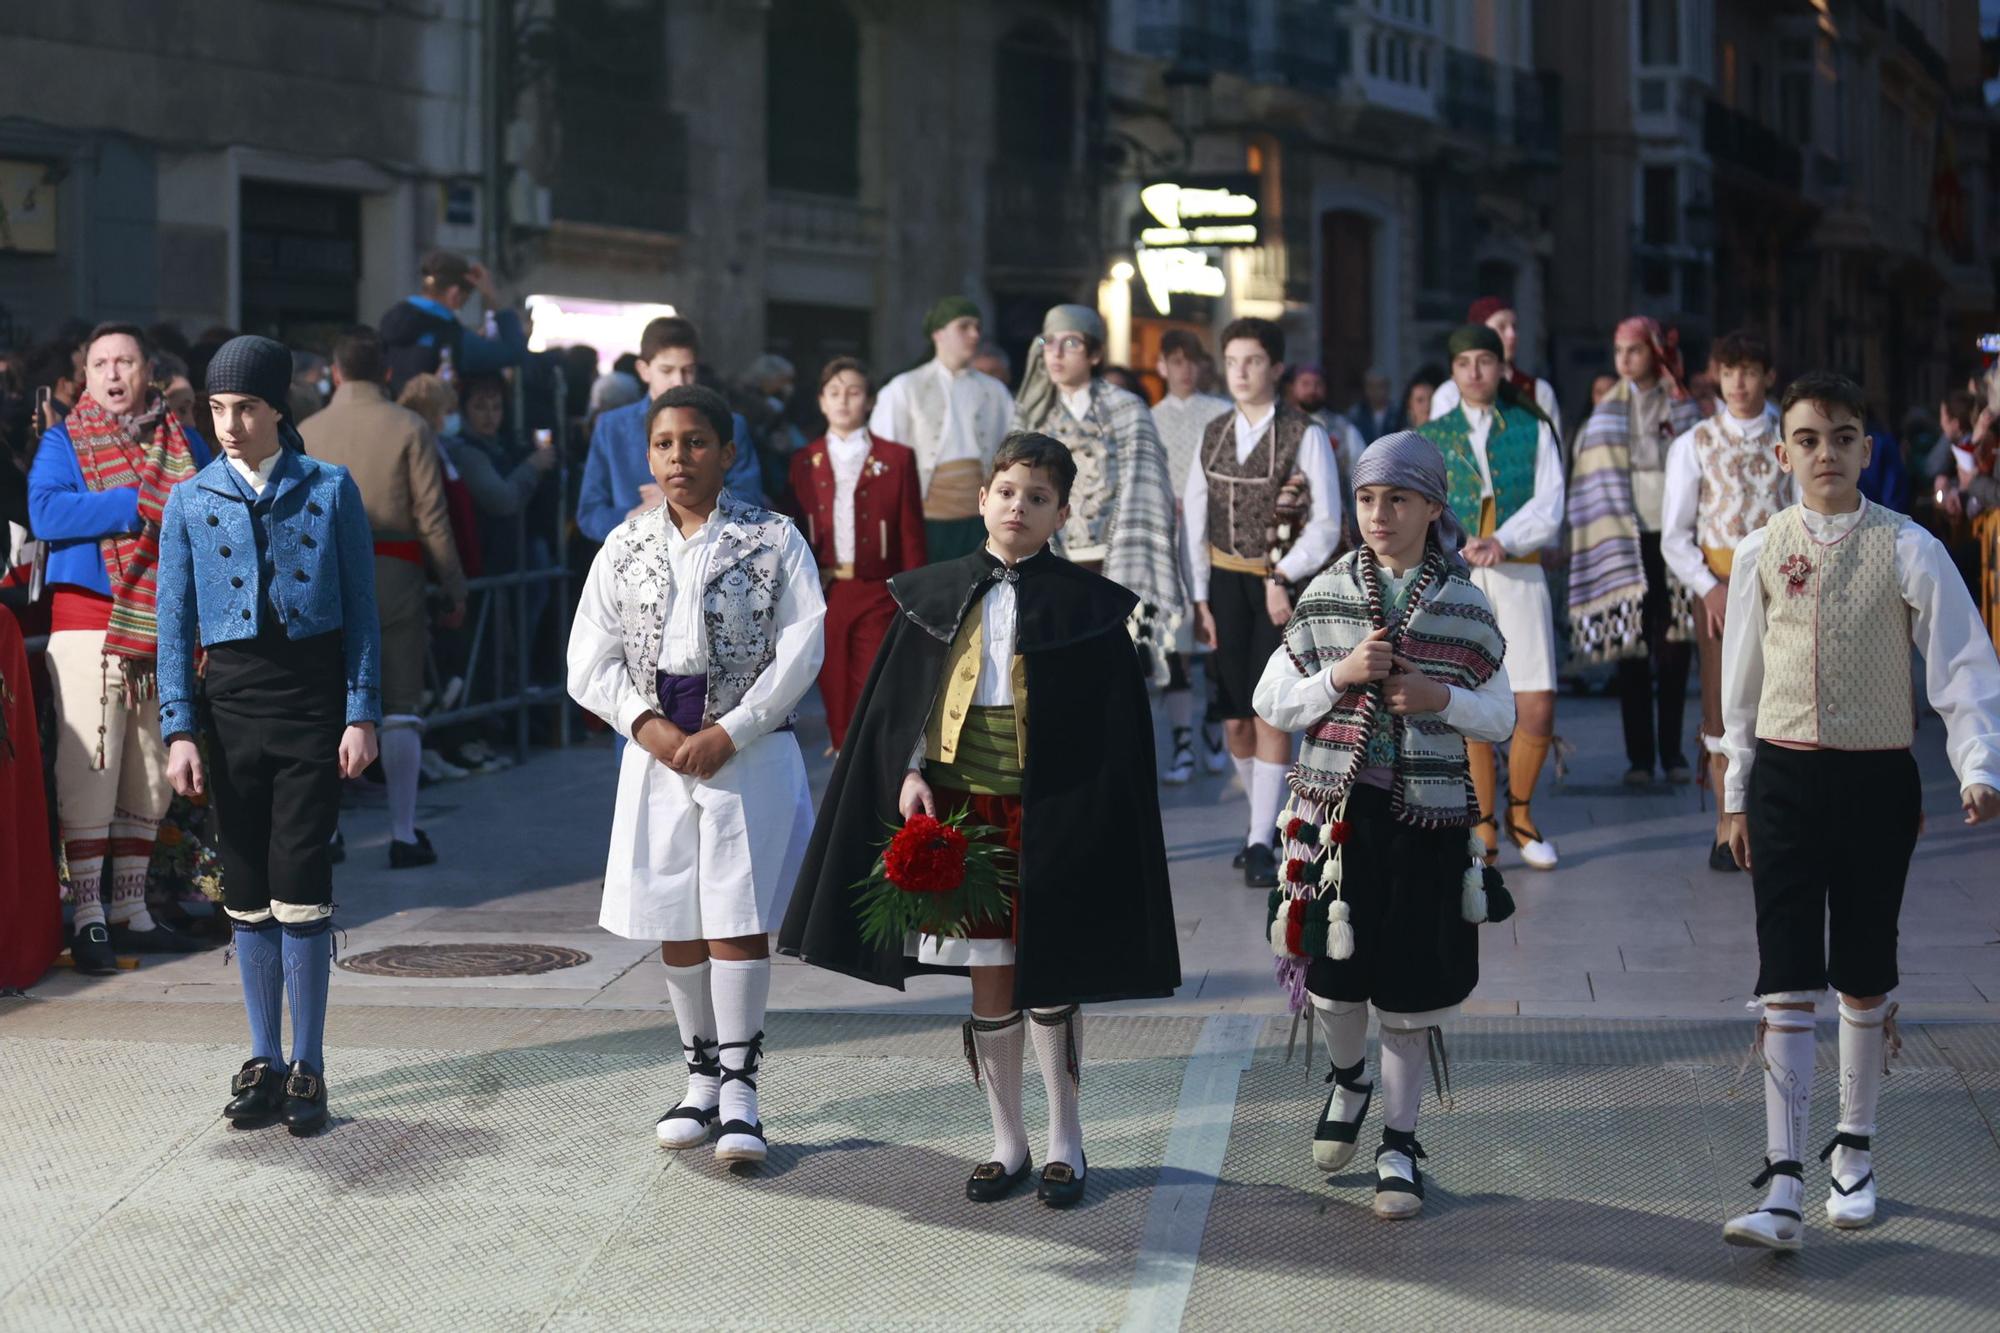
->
<box><xmin>155</xmin><ymin>336</ymin><xmax>382</xmax><ymax>1136</ymax></box>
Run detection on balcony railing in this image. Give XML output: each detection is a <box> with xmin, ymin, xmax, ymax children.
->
<box><xmin>1513</xmin><ymin>69</ymin><xmax>1561</xmax><ymax>158</ymax></box>
<box><xmin>1703</xmin><ymin>97</ymin><xmax>1803</xmax><ymax>191</ymax></box>
<box><xmin>1133</xmin><ymin>1</ymin><xmax>1252</xmax><ymax>74</ymax></box>
<box><xmin>1893</xmin><ymin>9</ymin><xmax>1948</xmax><ymax>84</ymax></box>
<box><xmin>1443</xmin><ymin>49</ymin><xmax>1498</xmax><ymax>134</ymax></box>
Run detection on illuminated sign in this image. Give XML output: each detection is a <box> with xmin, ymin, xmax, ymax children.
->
<box><xmin>1134</xmin><ymin>174</ymin><xmax>1261</xmax><ymax>248</ymax></box>
<box><xmin>1135</xmin><ymin>246</ymin><xmax>1226</xmax><ymax>315</ymax></box>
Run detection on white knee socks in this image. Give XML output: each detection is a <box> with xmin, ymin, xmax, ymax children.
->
<box><xmin>1249</xmin><ymin>759</ymin><xmax>1287</xmax><ymax>849</ymax></box>
<box><xmin>967</xmin><ymin>1011</ymin><xmax>1029</xmax><ymax>1172</ymax></box>
<box><xmin>1314</xmin><ymin>997</ymin><xmax>1371</xmax><ymax>1122</ymax></box>
<box><xmin>1377</xmin><ymin>1022</ymin><xmax>1428</xmax><ymax>1135</ymax></box>
<box><xmin>380</xmin><ymin>724</ymin><xmax>422</xmax><ymax>844</ymax></box>
<box><xmin>711</xmin><ymin>957</ymin><xmax>771</xmax><ymax>1130</ymax></box>
<box><xmin>1834</xmin><ymin>999</ymin><xmax>1892</xmax><ymax>1189</ymax></box>
<box><xmin>1231</xmin><ymin>753</ymin><xmax>1255</xmax><ymax>801</ymax></box>
<box><xmin>1029</xmin><ymin>1006</ymin><xmax>1083</xmax><ymax>1172</ymax></box>
<box><xmin>1758</xmin><ymin>1008</ymin><xmax>1816</xmax><ymax>1215</ymax></box>
<box><xmin>660</xmin><ymin>959</ymin><xmax>719</xmax><ymax>1112</ymax></box>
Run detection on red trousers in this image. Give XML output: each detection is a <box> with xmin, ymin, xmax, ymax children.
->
<box><xmin>820</xmin><ymin>577</ymin><xmax>898</xmax><ymax>751</ymax></box>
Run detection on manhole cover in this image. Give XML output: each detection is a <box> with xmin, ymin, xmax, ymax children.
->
<box><xmin>339</xmin><ymin>943</ymin><xmax>591</xmax><ymax>978</ymax></box>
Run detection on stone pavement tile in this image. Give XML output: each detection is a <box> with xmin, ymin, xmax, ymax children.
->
<box><xmin>1616</xmin><ymin>942</ymin><xmax>1760</xmax><ymax>974</ymax></box>
<box><xmin>551</xmin><ymin>1053</ymin><xmax>1191</xmax><ymax>1330</ymax></box>
<box><xmin>1585</xmin><ymin>971</ymin><xmax>1758</xmax><ymax>1008</ymax></box>
<box><xmin>1469</xmin><ymin>968</ymin><xmax>1598</xmax><ymax>1005</ymax></box>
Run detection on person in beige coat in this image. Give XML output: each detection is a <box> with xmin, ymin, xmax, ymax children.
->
<box><xmin>299</xmin><ymin>326</ymin><xmax>465</xmax><ymax>867</ymax></box>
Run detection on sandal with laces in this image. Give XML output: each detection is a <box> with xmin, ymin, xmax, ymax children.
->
<box><xmin>656</xmin><ymin>1034</ymin><xmax>721</xmax><ymax>1149</ymax></box>
<box><xmin>714</xmin><ymin>1033</ymin><xmax>768</xmax><ymax>1164</ymax></box>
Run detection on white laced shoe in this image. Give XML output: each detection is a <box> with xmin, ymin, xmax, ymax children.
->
<box><xmin>1371</xmin><ymin>1131</ymin><xmax>1426</xmax><ymax>1219</ymax></box>
<box><xmin>1163</xmin><ymin>744</ymin><xmax>1196</xmax><ymax>785</ymax></box>
<box><xmin>1823</xmin><ymin>1133</ymin><xmax>1877</xmax><ymax>1229</ymax></box>
<box><xmin>1516</xmin><ymin>836</ymin><xmax>1559</xmax><ymax>871</ymax></box>
<box><xmin>1723</xmin><ymin>1159</ymin><xmax>1804</xmax><ymax>1250</ymax></box>
<box><xmin>655</xmin><ymin>1102</ymin><xmax>717</xmax><ymax>1149</ymax></box>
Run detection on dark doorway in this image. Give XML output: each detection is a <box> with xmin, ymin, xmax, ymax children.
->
<box><xmin>765</xmin><ymin>301</ymin><xmax>872</xmax><ymax>436</ymax></box>
<box><xmin>1319</xmin><ymin>210</ymin><xmax>1374</xmax><ymax>409</ymax></box>
<box><xmin>238</xmin><ymin>181</ymin><xmax>359</xmax><ymax>353</ymax></box>
<box><xmin>767</xmin><ymin>0</ymin><xmax>860</xmax><ymax>197</ymax></box>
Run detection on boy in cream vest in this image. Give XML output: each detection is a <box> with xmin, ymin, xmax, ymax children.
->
<box><xmin>1718</xmin><ymin>371</ymin><xmax>2000</xmax><ymax>1251</ymax></box>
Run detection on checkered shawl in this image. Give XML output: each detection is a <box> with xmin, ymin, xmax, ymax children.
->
<box><xmin>1282</xmin><ymin>543</ymin><xmax>1505</xmax><ymax>827</ymax></box>
<box><xmin>64</xmin><ymin>392</ymin><xmax>199</xmax><ymax>668</ymax></box>
<box><xmin>1565</xmin><ymin>382</ymin><xmax>1699</xmax><ymax>665</ymax></box>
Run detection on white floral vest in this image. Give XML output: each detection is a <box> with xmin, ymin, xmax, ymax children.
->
<box><xmin>606</xmin><ymin>494</ymin><xmax>792</xmax><ymax>728</ymax></box>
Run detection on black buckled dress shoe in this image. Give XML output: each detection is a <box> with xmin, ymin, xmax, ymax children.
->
<box><xmin>966</xmin><ymin>1153</ymin><xmax>1033</xmax><ymax>1203</ymax></box>
<box><xmin>1243</xmin><ymin>842</ymin><xmax>1278</xmax><ymax>889</ymax></box>
<box><xmin>223</xmin><ymin>1057</ymin><xmax>286</xmax><ymax>1125</ymax></box>
<box><xmin>389</xmin><ymin>828</ymin><xmax>436</xmax><ymax>869</ymax></box>
<box><xmin>281</xmin><ymin>1060</ymin><xmax>330</xmax><ymax>1136</ymax></box>
<box><xmin>1231</xmin><ymin>843</ymin><xmax>1250</xmax><ymax>870</ymax></box>
<box><xmin>69</xmin><ymin>923</ymin><xmax>119</xmax><ymax>975</ymax></box>
<box><xmin>1037</xmin><ymin>1154</ymin><xmax>1086</xmax><ymax>1209</ymax></box>
<box><xmin>109</xmin><ymin>922</ymin><xmax>210</xmax><ymax>954</ymax></box>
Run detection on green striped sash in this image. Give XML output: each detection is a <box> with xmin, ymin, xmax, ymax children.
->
<box><xmin>923</xmin><ymin>706</ymin><xmax>1023</xmax><ymax>795</ymax></box>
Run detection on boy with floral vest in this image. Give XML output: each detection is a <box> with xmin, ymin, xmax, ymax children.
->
<box><xmin>1659</xmin><ymin>328</ymin><xmax>1788</xmax><ymax>871</ymax></box>
<box><xmin>568</xmin><ymin>384</ymin><xmax>826</xmax><ymax>1167</ymax></box>
<box><xmin>1719</xmin><ymin>371</ymin><xmax>2000</xmax><ymax>1251</ymax></box>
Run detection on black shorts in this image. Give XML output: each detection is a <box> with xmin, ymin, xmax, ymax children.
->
<box><xmin>1304</xmin><ymin>785</ymin><xmax>1479</xmax><ymax>1014</ymax></box>
<box><xmin>1748</xmin><ymin>742</ymin><xmax>1920</xmax><ymax>998</ymax></box>
<box><xmin>1208</xmin><ymin>567</ymin><xmax>1285</xmax><ymax>721</ymax></box>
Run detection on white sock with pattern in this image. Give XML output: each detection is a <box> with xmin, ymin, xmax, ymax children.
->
<box><xmin>968</xmin><ymin>1011</ymin><xmax>1029</xmax><ymax>1172</ymax></box>
<box><xmin>1029</xmin><ymin>1006</ymin><xmax>1084</xmax><ymax>1172</ymax></box>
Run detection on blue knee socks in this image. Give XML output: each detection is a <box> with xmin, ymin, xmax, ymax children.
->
<box><xmin>234</xmin><ymin>922</ymin><xmax>284</xmax><ymax>1066</ymax></box>
<box><xmin>281</xmin><ymin>920</ymin><xmax>332</xmax><ymax>1073</ymax></box>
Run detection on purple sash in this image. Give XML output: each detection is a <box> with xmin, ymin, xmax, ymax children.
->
<box><xmin>654</xmin><ymin>672</ymin><xmax>707</xmax><ymax>731</ymax></box>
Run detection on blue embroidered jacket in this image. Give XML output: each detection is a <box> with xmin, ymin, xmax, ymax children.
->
<box><xmin>155</xmin><ymin>448</ymin><xmax>383</xmax><ymax>737</ymax></box>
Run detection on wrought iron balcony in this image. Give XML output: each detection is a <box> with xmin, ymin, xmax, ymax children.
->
<box><xmin>1703</xmin><ymin>97</ymin><xmax>1802</xmax><ymax>191</ymax></box>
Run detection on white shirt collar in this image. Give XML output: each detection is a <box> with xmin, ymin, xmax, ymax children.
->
<box><xmin>1235</xmin><ymin>403</ymin><xmax>1276</xmax><ymax>432</ymax></box>
<box><xmin>1059</xmin><ymin>382</ymin><xmax>1094</xmax><ymax>420</ymax></box>
<box><xmin>228</xmin><ymin>448</ymin><xmax>285</xmax><ymax>495</ymax></box>
<box><xmin>1798</xmin><ymin>497</ymin><xmax>1867</xmax><ymax>541</ymax></box>
<box><xmin>826</xmin><ymin>427</ymin><xmax>870</xmax><ymax>455</ymax></box>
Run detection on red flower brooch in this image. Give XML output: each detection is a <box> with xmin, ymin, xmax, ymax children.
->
<box><xmin>1779</xmin><ymin>552</ymin><xmax>1812</xmax><ymax>597</ymax></box>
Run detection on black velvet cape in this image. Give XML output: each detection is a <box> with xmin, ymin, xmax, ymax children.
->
<box><xmin>777</xmin><ymin>547</ymin><xmax>1181</xmax><ymax>1009</ymax></box>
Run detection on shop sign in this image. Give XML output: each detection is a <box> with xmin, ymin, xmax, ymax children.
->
<box><xmin>1135</xmin><ymin>246</ymin><xmax>1226</xmax><ymax>316</ymax></box>
<box><xmin>1134</xmin><ymin>174</ymin><xmax>1260</xmax><ymax>248</ymax></box>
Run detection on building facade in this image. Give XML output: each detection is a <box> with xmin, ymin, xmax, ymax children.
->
<box><xmin>1542</xmin><ymin>0</ymin><xmax>1997</xmax><ymax>425</ymax></box>
<box><xmin>1101</xmin><ymin>0</ymin><xmax>1562</xmax><ymax>411</ymax></box>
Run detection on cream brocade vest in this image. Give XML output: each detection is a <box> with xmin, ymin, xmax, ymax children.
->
<box><xmin>1693</xmin><ymin>416</ymin><xmax>1786</xmax><ymax>552</ymax></box>
<box><xmin>1753</xmin><ymin>503</ymin><xmax>1912</xmax><ymax>750</ymax></box>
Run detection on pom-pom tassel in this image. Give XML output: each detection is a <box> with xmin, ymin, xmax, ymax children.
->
<box><xmin>1327</xmin><ymin>898</ymin><xmax>1355</xmax><ymax>960</ymax></box>
<box><xmin>1482</xmin><ymin>866</ymin><xmax>1515</xmax><ymax>923</ymax></box>
<box><xmin>1460</xmin><ymin>862</ymin><xmax>1488</xmax><ymax>923</ymax></box>
<box><xmin>1269</xmin><ymin>911</ymin><xmax>1290</xmax><ymax>957</ymax></box>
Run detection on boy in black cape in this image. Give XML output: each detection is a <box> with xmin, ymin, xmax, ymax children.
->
<box><xmin>779</xmin><ymin>431</ymin><xmax>1180</xmax><ymax>1209</ymax></box>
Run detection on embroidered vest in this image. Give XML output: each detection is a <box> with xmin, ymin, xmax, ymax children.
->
<box><xmin>1201</xmin><ymin>406</ymin><xmax>1310</xmax><ymax>563</ymax></box>
<box><xmin>1421</xmin><ymin>405</ymin><xmax>1538</xmax><ymax>536</ymax></box>
<box><xmin>922</xmin><ymin>596</ymin><xmax>1029</xmax><ymax>770</ymax></box>
<box><xmin>1753</xmin><ymin>504</ymin><xmax>1911</xmax><ymax>750</ymax></box>
<box><xmin>1042</xmin><ymin>383</ymin><xmax>1119</xmax><ymax>563</ymax></box>
<box><xmin>607</xmin><ymin>497</ymin><xmax>794</xmax><ymax>729</ymax></box>
<box><xmin>1693</xmin><ymin>413</ymin><xmax>1787</xmax><ymax>563</ymax></box>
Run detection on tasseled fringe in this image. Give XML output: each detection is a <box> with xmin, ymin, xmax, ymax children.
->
<box><xmin>90</xmin><ymin>654</ymin><xmax>160</xmax><ymax>770</ymax></box>
<box><xmin>1461</xmin><ymin>834</ymin><xmax>1488</xmax><ymax>922</ymax></box>
<box><xmin>1326</xmin><ymin>899</ymin><xmax>1354</xmax><ymax>960</ymax></box>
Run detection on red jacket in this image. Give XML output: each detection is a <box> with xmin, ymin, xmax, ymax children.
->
<box><xmin>786</xmin><ymin>433</ymin><xmax>927</xmax><ymax>579</ymax></box>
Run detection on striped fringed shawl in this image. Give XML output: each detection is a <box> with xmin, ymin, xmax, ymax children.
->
<box><xmin>1026</xmin><ymin>379</ymin><xmax>1186</xmax><ymax>683</ymax></box>
<box><xmin>1565</xmin><ymin>383</ymin><xmax>1701</xmax><ymax>665</ymax></box>
<box><xmin>1282</xmin><ymin>544</ymin><xmax>1506</xmax><ymax>827</ymax></box>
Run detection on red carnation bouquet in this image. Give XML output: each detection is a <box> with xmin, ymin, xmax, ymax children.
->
<box><xmin>853</xmin><ymin>809</ymin><xmax>1016</xmax><ymax>952</ymax></box>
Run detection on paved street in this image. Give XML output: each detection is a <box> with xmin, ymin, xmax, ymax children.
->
<box><xmin>4</xmin><ymin>689</ymin><xmax>1999</xmax><ymax>1329</ymax></box>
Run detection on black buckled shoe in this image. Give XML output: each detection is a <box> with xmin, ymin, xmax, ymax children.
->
<box><xmin>223</xmin><ymin>1057</ymin><xmax>286</xmax><ymax>1126</ymax></box>
<box><xmin>1243</xmin><ymin>843</ymin><xmax>1278</xmax><ymax>889</ymax></box>
<box><xmin>389</xmin><ymin>829</ymin><xmax>437</xmax><ymax>869</ymax></box>
<box><xmin>69</xmin><ymin>922</ymin><xmax>119</xmax><ymax>975</ymax></box>
<box><xmin>1231</xmin><ymin>843</ymin><xmax>1250</xmax><ymax>870</ymax></box>
<box><xmin>1373</xmin><ymin>1128</ymin><xmax>1427</xmax><ymax>1219</ymax></box>
<box><xmin>966</xmin><ymin>1153</ymin><xmax>1034</xmax><ymax>1203</ymax></box>
<box><xmin>281</xmin><ymin>1060</ymin><xmax>330</xmax><ymax>1136</ymax></box>
<box><xmin>1312</xmin><ymin>1057</ymin><xmax>1373</xmax><ymax>1172</ymax></box>
<box><xmin>1037</xmin><ymin>1153</ymin><xmax>1086</xmax><ymax>1209</ymax></box>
